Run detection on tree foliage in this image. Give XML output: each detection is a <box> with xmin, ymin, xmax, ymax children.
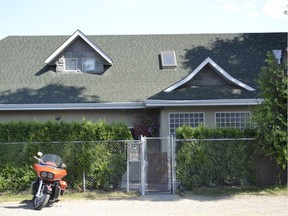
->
<box><xmin>253</xmin><ymin>50</ymin><xmax>288</xmax><ymax>171</ymax></box>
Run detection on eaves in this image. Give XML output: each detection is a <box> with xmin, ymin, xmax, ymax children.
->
<box><xmin>0</xmin><ymin>102</ymin><xmax>145</xmax><ymax>111</ymax></box>
<box><xmin>145</xmin><ymin>98</ymin><xmax>264</xmax><ymax>107</ymax></box>
<box><xmin>0</xmin><ymin>98</ymin><xmax>264</xmax><ymax>111</ymax></box>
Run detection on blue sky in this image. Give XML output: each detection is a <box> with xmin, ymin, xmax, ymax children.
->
<box><xmin>0</xmin><ymin>0</ymin><xmax>287</xmax><ymax>39</ymax></box>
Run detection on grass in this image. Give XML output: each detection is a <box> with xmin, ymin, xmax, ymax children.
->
<box><xmin>178</xmin><ymin>185</ymin><xmax>288</xmax><ymax>197</ymax></box>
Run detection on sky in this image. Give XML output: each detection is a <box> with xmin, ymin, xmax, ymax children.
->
<box><xmin>0</xmin><ymin>0</ymin><xmax>287</xmax><ymax>40</ymax></box>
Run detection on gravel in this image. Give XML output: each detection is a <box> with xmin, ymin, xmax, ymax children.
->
<box><xmin>1</xmin><ymin>194</ymin><xmax>287</xmax><ymax>216</ymax></box>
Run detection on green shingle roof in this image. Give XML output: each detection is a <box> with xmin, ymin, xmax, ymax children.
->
<box><xmin>0</xmin><ymin>32</ymin><xmax>286</xmax><ymax>105</ymax></box>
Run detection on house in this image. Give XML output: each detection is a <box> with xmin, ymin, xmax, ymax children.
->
<box><xmin>0</xmin><ymin>30</ymin><xmax>286</xmax><ymax>141</ymax></box>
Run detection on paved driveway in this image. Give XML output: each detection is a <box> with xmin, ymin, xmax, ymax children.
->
<box><xmin>1</xmin><ymin>194</ymin><xmax>287</xmax><ymax>216</ymax></box>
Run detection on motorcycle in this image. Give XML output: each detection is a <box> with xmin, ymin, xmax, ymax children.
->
<box><xmin>31</xmin><ymin>152</ymin><xmax>67</xmax><ymax>210</ymax></box>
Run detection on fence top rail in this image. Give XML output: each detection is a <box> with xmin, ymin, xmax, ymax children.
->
<box><xmin>144</xmin><ymin>137</ymin><xmax>171</xmax><ymax>140</ymax></box>
<box><xmin>0</xmin><ymin>140</ymin><xmax>134</xmax><ymax>145</ymax></box>
<box><xmin>0</xmin><ymin>137</ymin><xmax>256</xmax><ymax>145</ymax></box>
<box><xmin>175</xmin><ymin>138</ymin><xmax>255</xmax><ymax>142</ymax></box>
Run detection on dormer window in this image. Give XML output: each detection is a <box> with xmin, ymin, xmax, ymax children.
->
<box><xmin>82</xmin><ymin>58</ymin><xmax>96</xmax><ymax>72</ymax></box>
<box><xmin>65</xmin><ymin>58</ymin><xmax>77</xmax><ymax>71</ymax></box>
<box><xmin>45</xmin><ymin>30</ymin><xmax>113</xmax><ymax>74</ymax></box>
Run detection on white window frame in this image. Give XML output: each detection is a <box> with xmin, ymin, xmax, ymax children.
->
<box><xmin>65</xmin><ymin>58</ymin><xmax>77</xmax><ymax>71</ymax></box>
<box><xmin>215</xmin><ymin>112</ymin><xmax>251</xmax><ymax>129</ymax></box>
<box><xmin>169</xmin><ymin>112</ymin><xmax>205</xmax><ymax>136</ymax></box>
<box><xmin>82</xmin><ymin>58</ymin><xmax>96</xmax><ymax>72</ymax></box>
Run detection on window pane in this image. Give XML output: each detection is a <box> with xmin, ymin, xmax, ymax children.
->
<box><xmin>83</xmin><ymin>58</ymin><xmax>95</xmax><ymax>72</ymax></box>
<box><xmin>215</xmin><ymin>112</ymin><xmax>251</xmax><ymax>130</ymax></box>
<box><xmin>65</xmin><ymin>58</ymin><xmax>77</xmax><ymax>71</ymax></box>
<box><xmin>169</xmin><ymin>112</ymin><xmax>204</xmax><ymax>136</ymax></box>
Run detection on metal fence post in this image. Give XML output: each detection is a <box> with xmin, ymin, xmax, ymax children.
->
<box><xmin>126</xmin><ymin>142</ymin><xmax>130</xmax><ymax>192</ymax></box>
<box><xmin>171</xmin><ymin>135</ymin><xmax>176</xmax><ymax>194</ymax></box>
<box><xmin>140</xmin><ymin>135</ymin><xmax>147</xmax><ymax>195</ymax></box>
<box><xmin>83</xmin><ymin>171</ymin><xmax>86</xmax><ymax>192</ymax></box>
<box><xmin>167</xmin><ymin>136</ymin><xmax>172</xmax><ymax>194</ymax></box>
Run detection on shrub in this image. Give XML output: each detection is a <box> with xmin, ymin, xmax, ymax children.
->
<box><xmin>0</xmin><ymin>163</ymin><xmax>34</xmax><ymax>192</ymax></box>
<box><xmin>0</xmin><ymin>120</ymin><xmax>132</xmax><ymax>192</ymax></box>
<box><xmin>176</xmin><ymin>125</ymin><xmax>256</xmax><ymax>189</ymax></box>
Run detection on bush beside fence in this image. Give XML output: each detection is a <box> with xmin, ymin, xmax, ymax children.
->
<box><xmin>0</xmin><ymin>122</ymin><xmax>285</xmax><ymax>194</ymax></box>
<box><xmin>176</xmin><ymin>139</ymin><xmax>256</xmax><ymax>190</ymax></box>
<box><xmin>0</xmin><ymin>141</ymin><xmax>128</xmax><ymax>193</ymax></box>
<box><xmin>0</xmin><ymin>120</ymin><xmax>132</xmax><ymax>193</ymax></box>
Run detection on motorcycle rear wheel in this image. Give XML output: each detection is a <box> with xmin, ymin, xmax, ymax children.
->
<box><xmin>33</xmin><ymin>192</ymin><xmax>50</xmax><ymax>210</ymax></box>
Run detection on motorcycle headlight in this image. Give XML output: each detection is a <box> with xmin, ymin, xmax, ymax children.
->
<box><xmin>40</xmin><ymin>171</ymin><xmax>54</xmax><ymax>179</ymax></box>
<box><xmin>47</xmin><ymin>172</ymin><xmax>54</xmax><ymax>179</ymax></box>
<box><xmin>40</xmin><ymin>171</ymin><xmax>48</xmax><ymax>178</ymax></box>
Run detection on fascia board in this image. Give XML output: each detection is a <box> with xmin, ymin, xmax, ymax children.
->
<box><xmin>0</xmin><ymin>98</ymin><xmax>264</xmax><ymax>110</ymax></box>
<box><xmin>0</xmin><ymin>102</ymin><xmax>145</xmax><ymax>111</ymax></box>
<box><xmin>45</xmin><ymin>30</ymin><xmax>113</xmax><ymax>65</ymax></box>
<box><xmin>164</xmin><ymin>57</ymin><xmax>255</xmax><ymax>92</ymax></box>
<box><xmin>145</xmin><ymin>98</ymin><xmax>263</xmax><ymax>107</ymax></box>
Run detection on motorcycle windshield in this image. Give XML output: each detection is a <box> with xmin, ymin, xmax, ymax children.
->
<box><xmin>41</xmin><ymin>154</ymin><xmax>64</xmax><ymax>168</ymax></box>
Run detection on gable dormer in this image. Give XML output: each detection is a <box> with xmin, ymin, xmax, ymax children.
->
<box><xmin>164</xmin><ymin>57</ymin><xmax>255</xmax><ymax>92</ymax></box>
<box><xmin>45</xmin><ymin>30</ymin><xmax>113</xmax><ymax>74</ymax></box>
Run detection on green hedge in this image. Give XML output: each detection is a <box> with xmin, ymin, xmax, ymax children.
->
<box><xmin>0</xmin><ymin>120</ymin><xmax>132</xmax><ymax>192</ymax></box>
<box><xmin>176</xmin><ymin>125</ymin><xmax>256</xmax><ymax>189</ymax></box>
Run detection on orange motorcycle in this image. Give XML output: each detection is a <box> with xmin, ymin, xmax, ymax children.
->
<box><xmin>31</xmin><ymin>152</ymin><xmax>67</xmax><ymax>210</ymax></box>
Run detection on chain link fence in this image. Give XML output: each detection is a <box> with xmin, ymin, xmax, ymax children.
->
<box><xmin>0</xmin><ymin>140</ymin><xmax>131</xmax><ymax>193</ymax></box>
<box><xmin>0</xmin><ymin>138</ymin><xmax>284</xmax><ymax>194</ymax></box>
<box><xmin>174</xmin><ymin>138</ymin><xmax>256</xmax><ymax>191</ymax></box>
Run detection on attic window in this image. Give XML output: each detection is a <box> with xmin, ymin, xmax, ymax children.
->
<box><xmin>65</xmin><ymin>58</ymin><xmax>77</xmax><ymax>71</ymax></box>
<box><xmin>82</xmin><ymin>58</ymin><xmax>96</xmax><ymax>72</ymax></box>
<box><xmin>272</xmin><ymin>50</ymin><xmax>281</xmax><ymax>64</ymax></box>
<box><xmin>160</xmin><ymin>51</ymin><xmax>177</xmax><ymax>69</ymax></box>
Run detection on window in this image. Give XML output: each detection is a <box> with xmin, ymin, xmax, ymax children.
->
<box><xmin>65</xmin><ymin>58</ymin><xmax>77</xmax><ymax>71</ymax></box>
<box><xmin>169</xmin><ymin>112</ymin><xmax>204</xmax><ymax>136</ymax></box>
<box><xmin>215</xmin><ymin>112</ymin><xmax>251</xmax><ymax>129</ymax></box>
<box><xmin>160</xmin><ymin>51</ymin><xmax>177</xmax><ymax>69</ymax></box>
<box><xmin>82</xmin><ymin>58</ymin><xmax>96</xmax><ymax>72</ymax></box>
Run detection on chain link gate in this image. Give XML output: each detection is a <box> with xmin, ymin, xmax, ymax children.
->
<box><xmin>138</xmin><ymin>136</ymin><xmax>175</xmax><ymax>195</ymax></box>
<box><xmin>125</xmin><ymin>136</ymin><xmax>175</xmax><ymax>195</ymax></box>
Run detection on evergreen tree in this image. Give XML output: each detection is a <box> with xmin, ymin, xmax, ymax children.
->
<box><xmin>253</xmin><ymin>48</ymin><xmax>287</xmax><ymax>174</ymax></box>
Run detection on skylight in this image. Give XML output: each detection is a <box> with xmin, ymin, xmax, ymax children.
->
<box><xmin>160</xmin><ymin>51</ymin><xmax>177</xmax><ymax>69</ymax></box>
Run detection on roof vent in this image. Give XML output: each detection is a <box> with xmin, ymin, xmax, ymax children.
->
<box><xmin>160</xmin><ymin>51</ymin><xmax>177</xmax><ymax>69</ymax></box>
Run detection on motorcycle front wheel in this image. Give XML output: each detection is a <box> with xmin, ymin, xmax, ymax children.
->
<box><xmin>33</xmin><ymin>192</ymin><xmax>50</xmax><ymax>210</ymax></box>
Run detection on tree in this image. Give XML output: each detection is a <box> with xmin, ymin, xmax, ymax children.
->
<box><xmin>253</xmin><ymin>49</ymin><xmax>288</xmax><ymax>175</ymax></box>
